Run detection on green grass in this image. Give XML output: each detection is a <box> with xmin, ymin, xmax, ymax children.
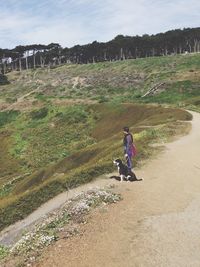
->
<box><xmin>0</xmin><ymin>134</ymin><xmax>22</xmax><ymax>181</ymax></box>
<box><xmin>137</xmin><ymin>80</ymin><xmax>200</xmax><ymax>105</ymax></box>
<box><xmin>0</xmin><ymin>74</ymin><xmax>9</xmax><ymax>86</ymax></box>
<box><xmin>0</xmin><ymin>245</ymin><xmax>9</xmax><ymax>260</ymax></box>
<box><xmin>7</xmin><ymin>104</ymin><xmax>96</xmax><ymax>169</ymax></box>
<box><xmin>29</xmin><ymin>107</ymin><xmax>48</xmax><ymax>120</ymax></box>
<box><xmin>1</xmin><ymin>53</ymin><xmax>199</xmax><ymax>109</ymax></box>
<box><xmin>0</xmin><ymin>110</ymin><xmax>20</xmax><ymax>127</ymax></box>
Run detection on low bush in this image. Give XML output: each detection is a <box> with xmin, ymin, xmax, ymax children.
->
<box><xmin>0</xmin><ymin>74</ymin><xmax>9</xmax><ymax>85</ymax></box>
<box><xmin>5</xmin><ymin>97</ymin><xmax>17</xmax><ymax>104</ymax></box>
<box><xmin>58</xmin><ymin>105</ymin><xmax>89</xmax><ymax>124</ymax></box>
<box><xmin>0</xmin><ymin>110</ymin><xmax>20</xmax><ymax>127</ymax></box>
<box><xmin>30</xmin><ymin>107</ymin><xmax>48</xmax><ymax>120</ymax></box>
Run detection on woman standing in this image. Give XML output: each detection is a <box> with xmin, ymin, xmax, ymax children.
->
<box><xmin>123</xmin><ymin>126</ymin><xmax>136</xmax><ymax>173</ymax></box>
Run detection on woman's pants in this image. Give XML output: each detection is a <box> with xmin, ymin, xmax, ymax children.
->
<box><xmin>126</xmin><ymin>151</ymin><xmax>133</xmax><ymax>171</ymax></box>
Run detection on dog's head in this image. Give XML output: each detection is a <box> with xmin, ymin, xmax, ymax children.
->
<box><xmin>113</xmin><ymin>158</ymin><xmax>123</xmax><ymax>166</ymax></box>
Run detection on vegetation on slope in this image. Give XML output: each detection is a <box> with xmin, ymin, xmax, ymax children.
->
<box><xmin>0</xmin><ymin>53</ymin><xmax>199</xmax><ymax>109</ymax></box>
<box><xmin>0</xmin><ymin>52</ymin><xmax>199</xmax><ymax>231</ymax></box>
<box><xmin>0</xmin><ymin>102</ymin><xmax>192</xmax><ymax>231</ymax></box>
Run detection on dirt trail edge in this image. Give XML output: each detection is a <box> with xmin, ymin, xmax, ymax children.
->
<box><xmin>32</xmin><ymin>110</ymin><xmax>200</xmax><ymax>267</ymax></box>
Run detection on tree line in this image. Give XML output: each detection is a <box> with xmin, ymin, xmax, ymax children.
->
<box><xmin>0</xmin><ymin>27</ymin><xmax>200</xmax><ymax>74</ymax></box>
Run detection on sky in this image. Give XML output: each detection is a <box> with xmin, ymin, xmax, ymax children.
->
<box><xmin>0</xmin><ymin>0</ymin><xmax>200</xmax><ymax>49</ymax></box>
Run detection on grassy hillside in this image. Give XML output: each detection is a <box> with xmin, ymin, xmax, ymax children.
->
<box><xmin>0</xmin><ymin>103</ymin><xmax>192</xmax><ymax>231</ymax></box>
<box><xmin>0</xmin><ymin>53</ymin><xmax>199</xmax><ymax>107</ymax></box>
<box><xmin>0</xmin><ymin>52</ymin><xmax>199</xmax><ymax>231</ymax></box>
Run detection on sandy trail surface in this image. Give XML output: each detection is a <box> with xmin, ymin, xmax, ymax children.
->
<box><xmin>32</xmin><ymin>110</ymin><xmax>200</xmax><ymax>267</ymax></box>
<box><xmin>1</xmin><ymin>111</ymin><xmax>200</xmax><ymax>267</ymax></box>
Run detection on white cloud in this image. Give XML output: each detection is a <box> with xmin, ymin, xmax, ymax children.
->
<box><xmin>0</xmin><ymin>0</ymin><xmax>199</xmax><ymax>49</ymax></box>
<box><xmin>103</xmin><ymin>0</ymin><xmax>200</xmax><ymax>37</ymax></box>
<box><xmin>20</xmin><ymin>19</ymin><xmax>92</xmax><ymax>47</ymax></box>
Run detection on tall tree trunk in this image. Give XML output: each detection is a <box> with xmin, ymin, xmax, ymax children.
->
<box><xmin>120</xmin><ymin>48</ymin><xmax>123</xmax><ymax>60</ymax></box>
<box><xmin>19</xmin><ymin>57</ymin><xmax>22</xmax><ymax>72</ymax></box>
<box><xmin>48</xmin><ymin>63</ymin><xmax>51</xmax><ymax>73</ymax></box>
<box><xmin>25</xmin><ymin>51</ymin><xmax>29</xmax><ymax>70</ymax></box>
<box><xmin>40</xmin><ymin>54</ymin><xmax>45</xmax><ymax>68</ymax></box>
<box><xmin>179</xmin><ymin>45</ymin><xmax>182</xmax><ymax>54</ymax></box>
<box><xmin>40</xmin><ymin>54</ymin><xmax>42</xmax><ymax>68</ymax></box>
<box><xmin>193</xmin><ymin>39</ymin><xmax>199</xmax><ymax>53</ymax></box>
<box><xmin>128</xmin><ymin>50</ymin><xmax>132</xmax><ymax>59</ymax></box>
<box><xmin>135</xmin><ymin>47</ymin><xmax>138</xmax><ymax>59</ymax></box>
<box><xmin>173</xmin><ymin>47</ymin><xmax>177</xmax><ymax>54</ymax></box>
<box><xmin>2</xmin><ymin>62</ymin><xmax>6</xmax><ymax>74</ymax></box>
<box><xmin>58</xmin><ymin>56</ymin><xmax>61</xmax><ymax>65</ymax></box>
<box><xmin>165</xmin><ymin>47</ymin><xmax>168</xmax><ymax>56</ymax></box>
<box><xmin>11</xmin><ymin>62</ymin><xmax>14</xmax><ymax>71</ymax></box>
<box><xmin>104</xmin><ymin>51</ymin><xmax>107</xmax><ymax>61</ymax></box>
<box><xmin>33</xmin><ymin>50</ymin><xmax>36</xmax><ymax>69</ymax></box>
<box><xmin>188</xmin><ymin>43</ymin><xmax>192</xmax><ymax>53</ymax></box>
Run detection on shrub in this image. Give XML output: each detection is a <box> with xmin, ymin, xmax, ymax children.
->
<box><xmin>5</xmin><ymin>97</ymin><xmax>17</xmax><ymax>104</ymax></box>
<box><xmin>0</xmin><ymin>110</ymin><xmax>20</xmax><ymax>127</ymax></box>
<box><xmin>59</xmin><ymin>106</ymin><xmax>89</xmax><ymax>124</ymax></box>
<box><xmin>0</xmin><ymin>74</ymin><xmax>9</xmax><ymax>85</ymax></box>
<box><xmin>98</xmin><ymin>95</ymin><xmax>109</xmax><ymax>103</ymax></box>
<box><xmin>30</xmin><ymin>107</ymin><xmax>48</xmax><ymax>120</ymax></box>
<box><xmin>35</xmin><ymin>93</ymin><xmax>47</xmax><ymax>102</ymax></box>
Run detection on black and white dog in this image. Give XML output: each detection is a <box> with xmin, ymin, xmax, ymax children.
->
<box><xmin>113</xmin><ymin>158</ymin><xmax>138</xmax><ymax>182</ymax></box>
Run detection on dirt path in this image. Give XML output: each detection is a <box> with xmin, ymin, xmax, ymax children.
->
<box><xmin>31</xmin><ymin>110</ymin><xmax>200</xmax><ymax>267</ymax></box>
